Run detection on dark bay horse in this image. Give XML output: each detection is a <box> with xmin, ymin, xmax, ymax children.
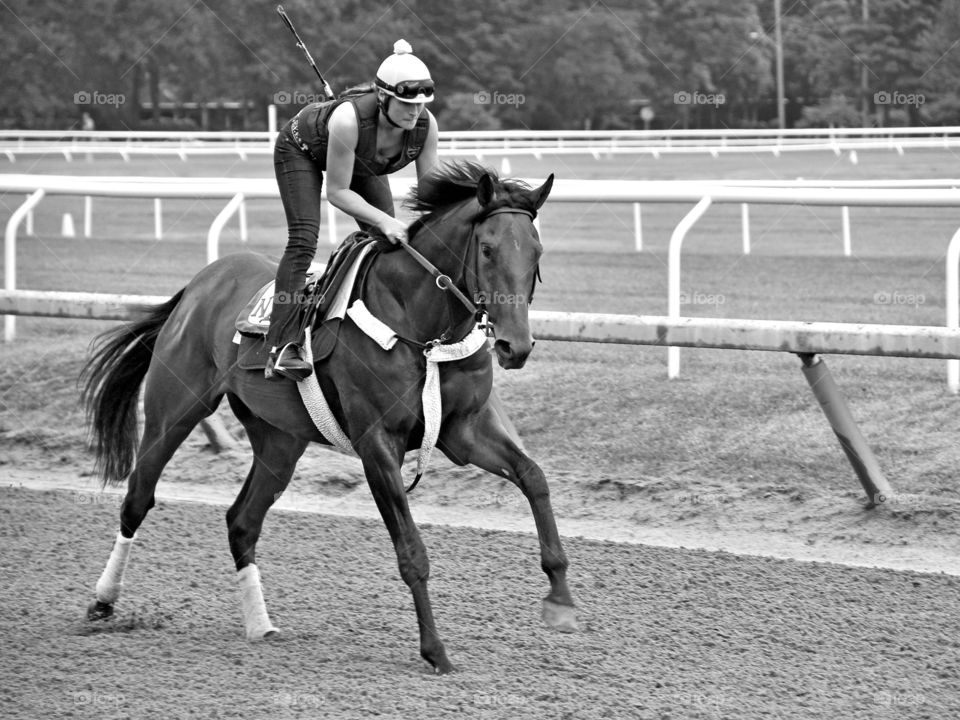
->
<box><xmin>80</xmin><ymin>162</ymin><xmax>576</xmax><ymax>674</ymax></box>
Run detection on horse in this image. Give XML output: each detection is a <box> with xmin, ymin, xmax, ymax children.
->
<box><xmin>79</xmin><ymin>161</ymin><xmax>577</xmax><ymax>674</ymax></box>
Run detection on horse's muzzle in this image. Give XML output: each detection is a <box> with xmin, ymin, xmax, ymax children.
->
<box><xmin>493</xmin><ymin>338</ymin><xmax>534</xmax><ymax>369</ymax></box>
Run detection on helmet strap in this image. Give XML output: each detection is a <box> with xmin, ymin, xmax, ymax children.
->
<box><xmin>378</xmin><ymin>94</ymin><xmax>406</xmax><ymax>129</ymax></box>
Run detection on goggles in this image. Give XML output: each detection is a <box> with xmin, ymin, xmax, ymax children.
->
<box><xmin>379</xmin><ymin>78</ymin><xmax>435</xmax><ymax>100</ymax></box>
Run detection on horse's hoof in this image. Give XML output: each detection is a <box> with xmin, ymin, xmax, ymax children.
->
<box><xmin>423</xmin><ymin>646</ymin><xmax>456</xmax><ymax>675</ymax></box>
<box><xmin>542</xmin><ymin>598</ymin><xmax>578</xmax><ymax>633</ymax></box>
<box><xmin>246</xmin><ymin>626</ymin><xmax>280</xmax><ymax>642</ymax></box>
<box><xmin>86</xmin><ymin>600</ymin><xmax>114</xmax><ymax>622</ymax></box>
<box><xmin>431</xmin><ymin>658</ymin><xmax>457</xmax><ymax>675</ymax></box>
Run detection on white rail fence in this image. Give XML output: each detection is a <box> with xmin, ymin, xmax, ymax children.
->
<box><xmin>6</xmin><ymin>173</ymin><xmax>960</xmax><ymax>254</ymax></box>
<box><xmin>4</xmin><ymin>289</ymin><xmax>960</xmax><ymax>504</ymax></box>
<box><xmin>4</xmin><ymin>174</ymin><xmax>960</xmax><ymax>391</ymax></box>
<box><xmin>5</xmin><ymin>125</ymin><xmax>960</xmax><ymax>161</ymax></box>
<box><xmin>4</xmin><ymin>289</ymin><xmax>956</xmax><ymax>361</ymax></box>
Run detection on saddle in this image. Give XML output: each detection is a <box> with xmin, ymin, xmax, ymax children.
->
<box><xmin>234</xmin><ymin>232</ymin><xmax>384</xmax><ymax>371</ymax></box>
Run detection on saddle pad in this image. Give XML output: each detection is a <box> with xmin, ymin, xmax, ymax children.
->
<box><xmin>236</xmin><ymin>318</ymin><xmax>342</xmax><ymax>371</ymax></box>
<box><xmin>235</xmin><ymin>261</ymin><xmax>327</xmax><ymax>336</ymax></box>
<box><xmin>235</xmin><ymin>242</ymin><xmax>376</xmax><ymax>337</ymax></box>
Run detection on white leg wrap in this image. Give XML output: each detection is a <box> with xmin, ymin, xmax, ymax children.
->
<box><xmin>237</xmin><ymin>564</ymin><xmax>279</xmax><ymax>642</ymax></box>
<box><xmin>95</xmin><ymin>532</ymin><xmax>135</xmax><ymax>604</ymax></box>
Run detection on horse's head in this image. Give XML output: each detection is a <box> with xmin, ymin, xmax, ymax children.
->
<box><xmin>472</xmin><ymin>172</ymin><xmax>553</xmax><ymax>369</ymax></box>
<box><xmin>404</xmin><ymin>162</ymin><xmax>554</xmax><ymax>369</ymax></box>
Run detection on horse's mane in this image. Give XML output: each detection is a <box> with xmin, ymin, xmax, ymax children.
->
<box><xmin>404</xmin><ymin>161</ymin><xmax>535</xmax><ymax>221</ymax></box>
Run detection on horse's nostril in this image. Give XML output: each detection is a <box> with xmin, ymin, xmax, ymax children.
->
<box><xmin>494</xmin><ymin>339</ymin><xmax>512</xmax><ymax>356</ymax></box>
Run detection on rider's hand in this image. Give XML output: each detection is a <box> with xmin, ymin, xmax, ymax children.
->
<box><xmin>379</xmin><ymin>218</ymin><xmax>408</xmax><ymax>245</ymax></box>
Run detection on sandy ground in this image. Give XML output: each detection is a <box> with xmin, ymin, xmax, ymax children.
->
<box><xmin>3</xmin><ymin>413</ymin><xmax>960</xmax><ymax>719</ymax></box>
<box><xmin>2</xmin><ymin>485</ymin><xmax>959</xmax><ymax>720</ymax></box>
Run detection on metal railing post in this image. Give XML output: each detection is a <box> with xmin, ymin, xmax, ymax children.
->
<box><xmin>206</xmin><ymin>193</ymin><xmax>245</xmax><ymax>264</ymax></box>
<box><xmin>946</xmin><ymin>225</ymin><xmax>960</xmax><ymax>393</ymax></box>
<box><xmin>667</xmin><ymin>196</ymin><xmax>713</xmax><ymax>378</ymax></box>
<box><xmin>4</xmin><ymin>189</ymin><xmax>45</xmax><ymax>341</ymax></box>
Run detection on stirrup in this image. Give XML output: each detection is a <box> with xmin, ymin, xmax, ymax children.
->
<box><xmin>264</xmin><ymin>346</ymin><xmax>280</xmax><ymax>380</ymax></box>
<box><xmin>272</xmin><ymin>342</ymin><xmax>312</xmax><ymax>381</ymax></box>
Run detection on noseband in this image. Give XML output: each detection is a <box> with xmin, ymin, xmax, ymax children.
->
<box><xmin>398</xmin><ymin>206</ymin><xmax>536</xmax><ymax>344</ymax></box>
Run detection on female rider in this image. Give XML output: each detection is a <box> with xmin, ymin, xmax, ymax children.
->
<box><xmin>266</xmin><ymin>39</ymin><xmax>439</xmax><ymax>380</ymax></box>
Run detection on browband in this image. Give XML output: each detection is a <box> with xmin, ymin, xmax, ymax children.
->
<box><xmin>483</xmin><ymin>207</ymin><xmax>535</xmax><ymax>220</ymax></box>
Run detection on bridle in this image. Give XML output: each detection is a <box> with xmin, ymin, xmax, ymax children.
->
<box><xmin>397</xmin><ymin>206</ymin><xmax>537</xmax><ymax>347</ymax></box>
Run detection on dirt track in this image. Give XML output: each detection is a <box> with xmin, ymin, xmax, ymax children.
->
<box><xmin>2</xmin><ymin>485</ymin><xmax>958</xmax><ymax>719</ymax></box>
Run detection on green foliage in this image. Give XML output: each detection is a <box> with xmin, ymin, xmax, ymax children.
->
<box><xmin>917</xmin><ymin>0</ymin><xmax>960</xmax><ymax>124</ymax></box>
<box><xmin>0</xmin><ymin>0</ymin><xmax>950</xmax><ymax>130</ymax></box>
<box><xmin>795</xmin><ymin>94</ymin><xmax>862</xmax><ymax>128</ymax></box>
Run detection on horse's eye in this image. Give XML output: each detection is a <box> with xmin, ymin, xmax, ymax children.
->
<box><xmin>480</xmin><ymin>244</ymin><xmax>493</xmax><ymax>259</ymax></box>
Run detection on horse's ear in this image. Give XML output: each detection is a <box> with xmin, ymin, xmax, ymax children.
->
<box><xmin>477</xmin><ymin>173</ymin><xmax>496</xmax><ymax>208</ymax></box>
<box><xmin>530</xmin><ymin>173</ymin><xmax>554</xmax><ymax>210</ymax></box>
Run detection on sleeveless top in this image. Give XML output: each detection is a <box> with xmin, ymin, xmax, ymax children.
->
<box><xmin>286</xmin><ymin>91</ymin><xmax>430</xmax><ymax>178</ymax></box>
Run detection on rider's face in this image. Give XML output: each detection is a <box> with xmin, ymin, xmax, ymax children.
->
<box><xmin>385</xmin><ymin>96</ymin><xmax>425</xmax><ymax>129</ymax></box>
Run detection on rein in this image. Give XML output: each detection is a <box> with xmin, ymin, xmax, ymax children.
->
<box><xmin>397</xmin><ymin>240</ymin><xmax>478</xmax><ymax>318</ymax></box>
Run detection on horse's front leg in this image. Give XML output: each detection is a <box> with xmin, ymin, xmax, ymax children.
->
<box><xmin>357</xmin><ymin>434</ymin><xmax>455</xmax><ymax>674</ymax></box>
<box><xmin>440</xmin><ymin>399</ymin><xmax>578</xmax><ymax>632</ymax></box>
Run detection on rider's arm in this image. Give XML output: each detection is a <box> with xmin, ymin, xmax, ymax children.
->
<box><xmin>415</xmin><ymin>110</ymin><xmax>439</xmax><ymax>180</ymax></box>
<box><xmin>325</xmin><ymin>103</ymin><xmax>399</xmax><ymax>234</ymax></box>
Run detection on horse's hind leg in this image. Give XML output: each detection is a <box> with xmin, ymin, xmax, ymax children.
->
<box><xmin>225</xmin><ymin>394</ymin><xmax>308</xmax><ymax>641</ymax></box>
<box><xmin>440</xmin><ymin>400</ymin><xmax>577</xmax><ymax>632</ymax></box>
<box><xmin>88</xmin><ymin>368</ymin><xmax>223</xmax><ymax>621</ymax></box>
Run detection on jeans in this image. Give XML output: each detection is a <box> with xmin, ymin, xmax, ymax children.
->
<box><xmin>268</xmin><ymin>125</ymin><xmax>396</xmax><ymax>351</ymax></box>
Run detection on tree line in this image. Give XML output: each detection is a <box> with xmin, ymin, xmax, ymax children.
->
<box><xmin>0</xmin><ymin>0</ymin><xmax>954</xmax><ymax>131</ymax></box>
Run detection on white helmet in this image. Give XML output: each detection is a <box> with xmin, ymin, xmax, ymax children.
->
<box><xmin>375</xmin><ymin>40</ymin><xmax>435</xmax><ymax>104</ymax></box>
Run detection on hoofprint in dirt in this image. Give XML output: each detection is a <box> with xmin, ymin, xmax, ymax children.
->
<box><xmin>1</xmin><ymin>486</ymin><xmax>957</xmax><ymax>720</ymax></box>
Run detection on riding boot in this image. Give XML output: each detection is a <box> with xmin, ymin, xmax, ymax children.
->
<box><xmin>264</xmin><ymin>288</ymin><xmax>313</xmax><ymax>381</ymax></box>
<box><xmin>266</xmin><ymin>342</ymin><xmax>312</xmax><ymax>381</ymax></box>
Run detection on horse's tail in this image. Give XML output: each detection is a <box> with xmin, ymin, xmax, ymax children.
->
<box><xmin>79</xmin><ymin>289</ymin><xmax>185</xmax><ymax>486</ymax></box>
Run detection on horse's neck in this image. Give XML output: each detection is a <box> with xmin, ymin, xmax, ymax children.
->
<box><xmin>414</xmin><ymin>205</ymin><xmax>475</xmax><ymax>283</ymax></box>
<box><xmin>365</xmin><ymin>261</ymin><xmax>472</xmax><ymax>344</ymax></box>
<box><xmin>365</xmin><ymin>212</ymin><xmax>475</xmax><ymax>343</ymax></box>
